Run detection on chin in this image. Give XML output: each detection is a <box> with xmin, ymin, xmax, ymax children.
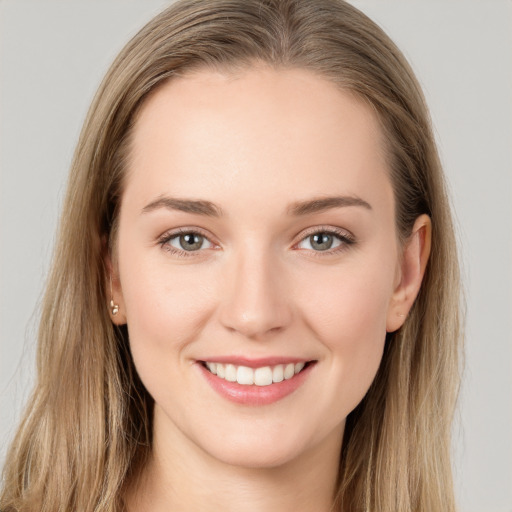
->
<box><xmin>194</xmin><ymin>422</ymin><xmax>326</xmax><ymax>470</ymax></box>
<box><xmin>208</xmin><ymin>441</ymin><xmax>305</xmax><ymax>470</ymax></box>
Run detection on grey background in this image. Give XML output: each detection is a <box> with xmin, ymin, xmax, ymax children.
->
<box><xmin>1</xmin><ymin>1</ymin><xmax>511</xmax><ymax>510</ymax></box>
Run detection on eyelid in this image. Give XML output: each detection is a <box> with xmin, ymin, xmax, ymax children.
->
<box><xmin>156</xmin><ymin>224</ymin><xmax>356</xmax><ymax>258</ymax></box>
<box><xmin>297</xmin><ymin>225</ymin><xmax>355</xmax><ymax>241</ymax></box>
<box><xmin>293</xmin><ymin>225</ymin><xmax>356</xmax><ymax>252</ymax></box>
<box><xmin>157</xmin><ymin>227</ymin><xmax>220</xmax><ymax>257</ymax></box>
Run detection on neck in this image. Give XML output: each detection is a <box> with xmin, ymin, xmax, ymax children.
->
<box><xmin>126</xmin><ymin>412</ymin><xmax>343</xmax><ymax>512</ymax></box>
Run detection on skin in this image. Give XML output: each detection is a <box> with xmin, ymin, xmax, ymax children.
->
<box><xmin>109</xmin><ymin>66</ymin><xmax>431</xmax><ymax>512</ymax></box>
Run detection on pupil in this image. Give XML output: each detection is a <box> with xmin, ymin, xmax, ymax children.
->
<box><xmin>311</xmin><ymin>233</ymin><xmax>332</xmax><ymax>250</ymax></box>
<box><xmin>180</xmin><ymin>233</ymin><xmax>203</xmax><ymax>251</ymax></box>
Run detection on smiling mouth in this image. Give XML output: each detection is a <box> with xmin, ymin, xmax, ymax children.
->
<box><xmin>201</xmin><ymin>361</ymin><xmax>313</xmax><ymax>386</ymax></box>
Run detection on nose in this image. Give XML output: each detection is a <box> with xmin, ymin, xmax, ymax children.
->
<box><xmin>218</xmin><ymin>247</ymin><xmax>292</xmax><ymax>340</ymax></box>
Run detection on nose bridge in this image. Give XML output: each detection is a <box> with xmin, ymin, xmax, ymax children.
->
<box><xmin>219</xmin><ymin>242</ymin><xmax>291</xmax><ymax>339</ymax></box>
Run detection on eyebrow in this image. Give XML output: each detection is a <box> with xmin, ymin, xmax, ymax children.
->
<box><xmin>141</xmin><ymin>196</ymin><xmax>223</xmax><ymax>217</ymax></box>
<box><xmin>141</xmin><ymin>194</ymin><xmax>372</xmax><ymax>217</ymax></box>
<box><xmin>287</xmin><ymin>196</ymin><xmax>372</xmax><ymax>216</ymax></box>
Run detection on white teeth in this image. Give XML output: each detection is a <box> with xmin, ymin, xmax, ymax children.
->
<box><xmin>205</xmin><ymin>361</ymin><xmax>308</xmax><ymax>385</ymax></box>
<box><xmin>254</xmin><ymin>367</ymin><xmax>273</xmax><ymax>386</ymax></box>
<box><xmin>216</xmin><ymin>364</ymin><xmax>226</xmax><ymax>379</ymax></box>
<box><xmin>272</xmin><ymin>364</ymin><xmax>284</xmax><ymax>383</ymax></box>
<box><xmin>206</xmin><ymin>362</ymin><xmax>217</xmax><ymax>375</ymax></box>
<box><xmin>236</xmin><ymin>366</ymin><xmax>254</xmax><ymax>385</ymax></box>
<box><xmin>225</xmin><ymin>364</ymin><xmax>237</xmax><ymax>382</ymax></box>
<box><xmin>284</xmin><ymin>363</ymin><xmax>295</xmax><ymax>380</ymax></box>
<box><xmin>294</xmin><ymin>362</ymin><xmax>305</xmax><ymax>373</ymax></box>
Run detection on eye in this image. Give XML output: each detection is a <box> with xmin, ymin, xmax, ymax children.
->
<box><xmin>299</xmin><ymin>232</ymin><xmax>340</xmax><ymax>251</ymax></box>
<box><xmin>160</xmin><ymin>230</ymin><xmax>215</xmax><ymax>254</ymax></box>
<box><xmin>296</xmin><ymin>228</ymin><xmax>355</xmax><ymax>253</ymax></box>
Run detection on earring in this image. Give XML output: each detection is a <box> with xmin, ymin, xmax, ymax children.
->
<box><xmin>109</xmin><ymin>276</ymin><xmax>119</xmax><ymax>316</ymax></box>
<box><xmin>110</xmin><ymin>299</ymin><xmax>119</xmax><ymax>316</ymax></box>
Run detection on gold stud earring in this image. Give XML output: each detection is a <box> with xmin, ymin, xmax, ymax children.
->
<box><xmin>110</xmin><ymin>299</ymin><xmax>119</xmax><ymax>316</ymax></box>
<box><xmin>109</xmin><ymin>276</ymin><xmax>119</xmax><ymax>316</ymax></box>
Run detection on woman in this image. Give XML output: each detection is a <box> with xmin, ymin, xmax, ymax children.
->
<box><xmin>0</xmin><ymin>0</ymin><xmax>462</xmax><ymax>511</ymax></box>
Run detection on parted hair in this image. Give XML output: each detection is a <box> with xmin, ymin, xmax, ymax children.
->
<box><xmin>0</xmin><ymin>1</ymin><xmax>462</xmax><ymax>511</ymax></box>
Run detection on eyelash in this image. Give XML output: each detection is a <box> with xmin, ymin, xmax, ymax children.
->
<box><xmin>294</xmin><ymin>226</ymin><xmax>356</xmax><ymax>257</ymax></box>
<box><xmin>158</xmin><ymin>227</ymin><xmax>216</xmax><ymax>258</ymax></box>
<box><xmin>157</xmin><ymin>226</ymin><xmax>356</xmax><ymax>258</ymax></box>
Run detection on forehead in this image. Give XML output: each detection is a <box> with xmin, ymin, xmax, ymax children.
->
<box><xmin>124</xmin><ymin>66</ymin><xmax>392</xmax><ymax>214</ymax></box>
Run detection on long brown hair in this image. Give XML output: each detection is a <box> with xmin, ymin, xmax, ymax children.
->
<box><xmin>1</xmin><ymin>1</ymin><xmax>462</xmax><ymax>510</ymax></box>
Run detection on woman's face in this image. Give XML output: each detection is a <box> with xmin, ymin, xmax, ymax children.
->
<box><xmin>113</xmin><ymin>67</ymin><xmax>411</xmax><ymax>468</ymax></box>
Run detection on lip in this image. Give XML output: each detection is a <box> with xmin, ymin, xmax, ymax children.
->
<box><xmin>200</xmin><ymin>355</ymin><xmax>310</xmax><ymax>368</ymax></box>
<box><xmin>197</xmin><ymin>358</ymin><xmax>316</xmax><ymax>406</ymax></box>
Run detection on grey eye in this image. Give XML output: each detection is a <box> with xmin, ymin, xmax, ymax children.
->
<box><xmin>170</xmin><ymin>232</ymin><xmax>211</xmax><ymax>251</ymax></box>
<box><xmin>297</xmin><ymin>232</ymin><xmax>343</xmax><ymax>251</ymax></box>
<box><xmin>310</xmin><ymin>233</ymin><xmax>334</xmax><ymax>251</ymax></box>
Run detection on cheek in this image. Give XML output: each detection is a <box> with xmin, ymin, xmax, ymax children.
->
<box><xmin>117</xmin><ymin>246</ymin><xmax>218</xmax><ymax>363</ymax></box>
<box><xmin>293</xmin><ymin>256</ymin><xmax>395</xmax><ymax>405</ymax></box>
<box><xmin>298</xmin><ymin>260</ymin><xmax>394</xmax><ymax>343</ymax></box>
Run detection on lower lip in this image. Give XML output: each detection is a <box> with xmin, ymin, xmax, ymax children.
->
<box><xmin>197</xmin><ymin>362</ymin><xmax>315</xmax><ymax>405</ymax></box>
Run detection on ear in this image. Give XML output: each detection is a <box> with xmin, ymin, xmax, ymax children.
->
<box><xmin>103</xmin><ymin>238</ymin><xmax>127</xmax><ymax>325</ymax></box>
<box><xmin>386</xmin><ymin>214</ymin><xmax>431</xmax><ymax>332</ymax></box>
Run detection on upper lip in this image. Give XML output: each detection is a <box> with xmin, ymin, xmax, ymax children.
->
<box><xmin>198</xmin><ymin>356</ymin><xmax>314</xmax><ymax>368</ymax></box>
